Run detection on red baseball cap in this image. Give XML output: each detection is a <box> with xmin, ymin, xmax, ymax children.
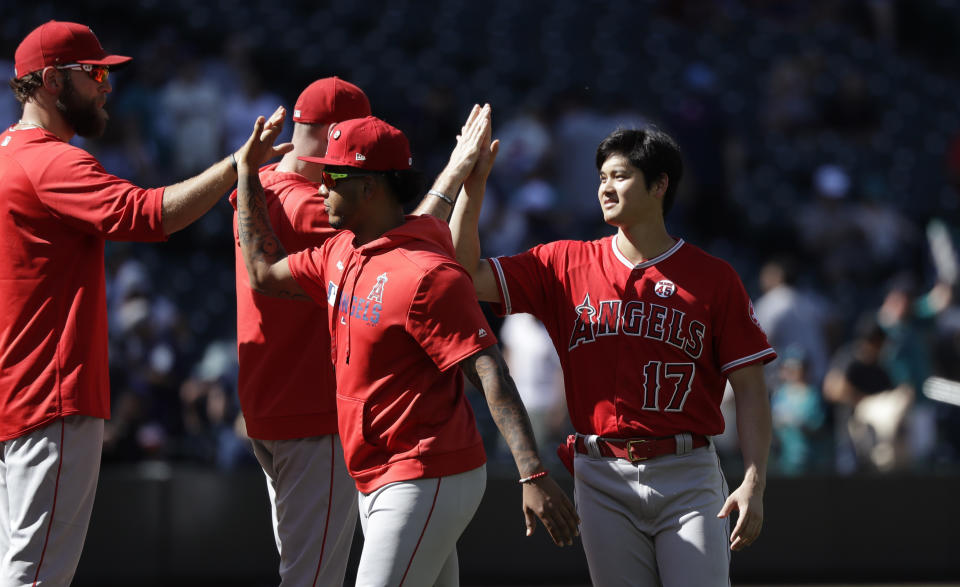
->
<box><xmin>299</xmin><ymin>116</ymin><xmax>412</xmax><ymax>172</ymax></box>
<box><xmin>14</xmin><ymin>20</ymin><xmax>131</xmax><ymax>78</ymax></box>
<box><xmin>292</xmin><ymin>77</ymin><xmax>371</xmax><ymax>125</ymax></box>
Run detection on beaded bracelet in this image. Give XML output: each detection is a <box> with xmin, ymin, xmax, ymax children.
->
<box><xmin>427</xmin><ymin>189</ymin><xmax>454</xmax><ymax>205</ymax></box>
<box><xmin>518</xmin><ymin>471</ymin><xmax>549</xmax><ymax>484</ymax></box>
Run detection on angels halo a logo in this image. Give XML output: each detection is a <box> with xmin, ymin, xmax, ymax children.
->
<box><xmin>654</xmin><ymin>279</ymin><xmax>676</xmax><ymax>298</ymax></box>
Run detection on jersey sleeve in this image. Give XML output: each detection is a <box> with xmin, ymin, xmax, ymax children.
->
<box><xmin>287</xmin><ymin>246</ymin><xmax>332</xmax><ymax>306</ymax></box>
<box><xmin>34</xmin><ymin>148</ymin><xmax>166</xmax><ymax>241</ymax></box>
<box><xmin>285</xmin><ymin>188</ymin><xmax>337</xmax><ymax>250</ymax></box>
<box><xmin>407</xmin><ymin>263</ymin><xmax>497</xmax><ymax>372</ymax></box>
<box><xmin>713</xmin><ymin>264</ymin><xmax>778</xmax><ymax>374</ymax></box>
<box><xmin>487</xmin><ymin>242</ymin><xmax>557</xmax><ymax>317</ymax></box>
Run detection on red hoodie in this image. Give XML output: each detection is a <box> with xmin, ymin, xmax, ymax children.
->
<box><xmin>287</xmin><ymin>215</ymin><xmax>493</xmax><ymax>493</ymax></box>
<box><xmin>229</xmin><ymin>164</ymin><xmax>338</xmax><ymax>440</ymax></box>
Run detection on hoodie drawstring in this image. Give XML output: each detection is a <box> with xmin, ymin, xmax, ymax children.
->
<box><xmin>342</xmin><ymin>252</ymin><xmax>371</xmax><ymax>365</ymax></box>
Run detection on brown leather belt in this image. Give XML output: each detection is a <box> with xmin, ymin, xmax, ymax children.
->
<box><xmin>574</xmin><ymin>434</ymin><xmax>709</xmax><ymax>462</ymax></box>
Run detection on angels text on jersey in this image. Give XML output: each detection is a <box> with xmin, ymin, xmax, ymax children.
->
<box><xmin>568</xmin><ymin>292</ymin><xmax>705</xmax><ymax>361</ymax></box>
<box><xmin>326</xmin><ymin>273</ymin><xmax>387</xmax><ymax>327</ymax></box>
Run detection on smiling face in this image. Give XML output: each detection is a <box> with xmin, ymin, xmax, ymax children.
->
<box><xmin>55</xmin><ymin>67</ymin><xmax>111</xmax><ymax>138</ymax></box>
<box><xmin>597</xmin><ymin>153</ymin><xmax>666</xmax><ymax>228</ymax></box>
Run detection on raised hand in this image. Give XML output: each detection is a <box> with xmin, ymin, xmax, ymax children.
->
<box><xmin>236</xmin><ymin>106</ymin><xmax>293</xmax><ymax>170</ymax></box>
<box><xmin>464</xmin><ymin>107</ymin><xmax>499</xmax><ymax>191</ymax></box>
<box><xmin>444</xmin><ymin>103</ymin><xmax>492</xmax><ymax>182</ymax></box>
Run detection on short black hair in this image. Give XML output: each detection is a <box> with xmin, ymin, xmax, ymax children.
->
<box><xmin>384</xmin><ymin>169</ymin><xmax>423</xmax><ymax>205</ymax></box>
<box><xmin>595</xmin><ymin>127</ymin><xmax>683</xmax><ymax>216</ymax></box>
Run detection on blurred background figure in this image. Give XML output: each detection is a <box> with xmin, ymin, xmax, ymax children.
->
<box><xmin>178</xmin><ymin>339</ymin><xmax>251</xmax><ymax>470</ymax></box>
<box><xmin>823</xmin><ymin>318</ymin><xmax>912</xmax><ymax>474</ymax></box>
<box><xmin>498</xmin><ymin>313</ymin><xmax>568</xmax><ymax>459</ymax></box>
<box><xmin>770</xmin><ymin>348</ymin><xmax>828</xmax><ymax>475</ymax></box>
<box><xmin>755</xmin><ymin>257</ymin><xmax>833</xmax><ymax>388</ymax></box>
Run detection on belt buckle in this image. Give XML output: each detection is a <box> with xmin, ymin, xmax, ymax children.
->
<box><xmin>626</xmin><ymin>439</ymin><xmax>650</xmax><ymax>462</ymax></box>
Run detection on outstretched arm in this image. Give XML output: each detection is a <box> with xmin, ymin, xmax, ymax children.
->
<box><xmin>717</xmin><ymin>363</ymin><xmax>771</xmax><ymax>551</ymax></box>
<box><xmin>412</xmin><ymin>104</ymin><xmax>492</xmax><ymax>220</ymax></box>
<box><xmin>448</xmin><ymin>118</ymin><xmax>501</xmax><ymax>302</ymax></box>
<box><xmin>162</xmin><ymin>106</ymin><xmax>291</xmax><ymax>235</ymax></box>
<box><xmin>460</xmin><ymin>346</ymin><xmax>580</xmax><ymax>546</ymax></box>
<box><xmin>235</xmin><ymin>112</ymin><xmax>308</xmax><ymax>300</ymax></box>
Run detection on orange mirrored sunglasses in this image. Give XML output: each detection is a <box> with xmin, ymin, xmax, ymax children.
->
<box><xmin>59</xmin><ymin>63</ymin><xmax>109</xmax><ymax>84</ymax></box>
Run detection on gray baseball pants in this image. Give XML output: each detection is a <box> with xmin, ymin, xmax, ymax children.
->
<box><xmin>574</xmin><ymin>441</ymin><xmax>731</xmax><ymax>587</ymax></box>
<box><xmin>354</xmin><ymin>465</ymin><xmax>486</xmax><ymax>587</ymax></box>
<box><xmin>0</xmin><ymin>416</ymin><xmax>102</xmax><ymax>587</ymax></box>
<box><xmin>251</xmin><ymin>434</ymin><xmax>357</xmax><ymax>587</ymax></box>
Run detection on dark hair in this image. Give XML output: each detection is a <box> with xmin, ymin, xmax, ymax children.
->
<box><xmin>595</xmin><ymin>127</ymin><xmax>683</xmax><ymax>216</ymax></box>
<box><xmin>8</xmin><ymin>72</ymin><xmax>42</xmax><ymax>105</ymax></box>
<box><xmin>384</xmin><ymin>169</ymin><xmax>423</xmax><ymax>205</ymax></box>
<box><xmin>854</xmin><ymin>314</ymin><xmax>887</xmax><ymax>345</ymax></box>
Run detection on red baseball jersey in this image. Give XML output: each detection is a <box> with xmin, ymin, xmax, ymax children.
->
<box><xmin>489</xmin><ymin>236</ymin><xmax>776</xmax><ymax>438</ymax></box>
<box><xmin>230</xmin><ymin>164</ymin><xmax>338</xmax><ymax>440</ymax></box>
<box><xmin>0</xmin><ymin>126</ymin><xmax>166</xmax><ymax>441</ymax></box>
<box><xmin>288</xmin><ymin>215</ymin><xmax>493</xmax><ymax>493</ymax></box>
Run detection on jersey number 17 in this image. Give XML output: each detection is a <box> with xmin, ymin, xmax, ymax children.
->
<box><xmin>641</xmin><ymin>361</ymin><xmax>695</xmax><ymax>412</ymax></box>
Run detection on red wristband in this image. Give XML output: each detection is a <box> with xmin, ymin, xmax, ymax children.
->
<box><xmin>518</xmin><ymin>471</ymin><xmax>549</xmax><ymax>484</ymax></box>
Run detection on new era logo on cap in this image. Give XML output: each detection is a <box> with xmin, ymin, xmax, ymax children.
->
<box><xmin>298</xmin><ymin>116</ymin><xmax>412</xmax><ymax>172</ymax></box>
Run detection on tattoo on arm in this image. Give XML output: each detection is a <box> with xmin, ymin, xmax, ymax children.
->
<box><xmin>463</xmin><ymin>347</ymin><xmax>542</xmax><ymax>476</ymax></box>
<box><xmin>236</xmin><ymin>170</ymin><xmax>309</xmax><ymax>300</ymax></box>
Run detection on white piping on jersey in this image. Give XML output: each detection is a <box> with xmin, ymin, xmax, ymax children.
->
<box><xmin>611</xmin><ymin>237</ymin><xmax>685</xmax><ymax>270</ymax></box>
<box><xmin>489</xmin><ymin>257</ymin><xmax>512</xmax><ymax>314</ymax></box>
<box><xmin>721</xmin><ymin>348</ymin><xmax>777</xmax><ymax>374</ymax></box>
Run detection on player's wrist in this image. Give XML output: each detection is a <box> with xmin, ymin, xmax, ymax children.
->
<box><xmin>427</xmin><ymin>189</ymin><xmax>454</xmax><ymax>206</ymax></box>
<box><xmin>518</xmin><ymin>470</ymin><xmax>549</xmax><ymax>484</ymax></box>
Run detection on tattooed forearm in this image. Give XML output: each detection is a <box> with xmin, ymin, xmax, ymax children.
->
<box><xmin>463</xmin><ymin>347</ymin><xmax>543</xmax><ymax>476</ymax></box>
<box><xmin>237</xmin><ymin>170</ymin><xmax>286</xmax><ymax>265</ymax></box>
<box><xmin>236</xmin><ymin>168</ymin><xmax>308</xmax><ymax>300</ymax></box>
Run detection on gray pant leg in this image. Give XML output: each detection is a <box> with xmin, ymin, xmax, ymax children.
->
<box><xmin>355</xmin><ymin>466</ymin><xmax>486</xmax><ymax>587</ymax></box>
<box><xmin>575</xmin><ymin>455</ymin><xmax>660</xmax><ymax>586</ymax></box>
<box><xmin>0</xmin><ymin>416</ymin><xmax>102</xmax><ymax>587</ymax></box>
<box><xmin>252</xmin><ymin>435</ymin><xmax>358</xmax><ymax>587</ymax></box>
<box><xmin>651</xmin><ymin>447</ymin><xmax>730</xmax><ymax>587</ymax></box>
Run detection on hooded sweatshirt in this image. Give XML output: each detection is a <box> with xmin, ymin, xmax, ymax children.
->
<box><xmin>229</xmin><ymin>163</ymin><xmax>338</xmax><ymax>440</ymax></box>
<box><xmin>287</xmin><ymin>215</ymin><xmax>494</xmax><ymax>493</ymax></box>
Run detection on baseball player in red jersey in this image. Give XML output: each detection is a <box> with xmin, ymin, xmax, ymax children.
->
<box><xmin>450</xmin><ymin>124</ymin><xmax>776</xmax><ymax>586</ymax></box>
<box><xmin>234</xmin><ymin>111</ymin><xmax>579</xmax><ymax>586</ymax></box>
<box><xmin>0</xmin><ymin>21</ymin><xmax>290</xmax><ymax>586</ymax></box>
<box><xmin>228</xmin><ymin>76</ymin><xmax>371</xmax><ymax>587</ymax></box>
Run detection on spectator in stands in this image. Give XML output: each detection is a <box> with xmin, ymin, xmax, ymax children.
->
<box><xmin>755</xmin><ymin>257</ymin><xmax>832</xmax><ymax>387</ymax></box>
<box><xmin>824</xmin><ymin>318</ymin><xmax>913</xmax><ymax>473</ymax></box>
<box><xmin>770</xmin><ymin>347</ymin><xmax>827</xmax><ymax>475</ymax></box>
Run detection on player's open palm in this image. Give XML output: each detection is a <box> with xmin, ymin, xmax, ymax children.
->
<box><xmin>446</xmin><ymin>103</ymin><xmax>491</xmax><ymax>180</ymax></box>
<box><xmin>236</xmin><ymin>106</ymin><xmax>293</xmax><ymax>169</ymax></box>
<box><xmin>718</xmin><ymin>481</ymin><xmax>764</xmax><ymax>551</ymax></box>
<box><xmin>521</xmin><ymin>477</ymin><xmax>580</xmax><ymax>547</ymax></box>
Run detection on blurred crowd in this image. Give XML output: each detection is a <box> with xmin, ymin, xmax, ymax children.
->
<box><xmin>3</xmin><ymin>0</ymin><xmax>960</xmax><ymax>475</ymax></box>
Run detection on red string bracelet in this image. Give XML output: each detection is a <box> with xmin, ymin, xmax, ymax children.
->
<box><xmin>518</xmin><ymin>471</ymin><xmax>549</xmax><ymax>484</ymax></box>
